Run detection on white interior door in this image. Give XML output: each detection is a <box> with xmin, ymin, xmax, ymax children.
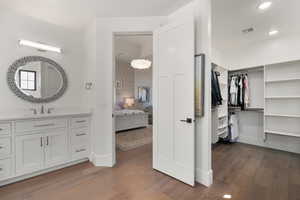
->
<box><xmin>153</xmin><ymin>18</ymin><xmax>195</xmax><ymax>186</ymax></box>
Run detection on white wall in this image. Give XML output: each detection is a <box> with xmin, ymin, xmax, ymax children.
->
<box><xmin>0</xmin><ymin>10</ymin><xmax>85</xmax><ymax>113</ymax></box>
<box><xmin>115</xmin><ymin>60</ymin><xmax>135</xmax><ymax>102</ymax></box>
<box><xmin>214</xmin><ymin>33</ymin><xmax>300</xmax><ymax>70</ymax></box>
<box><xmin>84</xmin><ymin>17</ymin><xmax>167</xmax><ymax>167</ymax></box>
<box><xmin>168</xmin><ymin>0</ymin><xmax>212</xmax><ymax>187</ymax></box>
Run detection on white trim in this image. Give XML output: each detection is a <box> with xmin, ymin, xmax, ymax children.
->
<box><xmin>91</xmin><ymin>153</ymin><xmax>114</xmax><ymax>167</ymax></box>
<box><xmin>196</xmin><ymin>168</ymin><xmax>213</xmax><ymax>187</ymax></box>
<box><xmin>0</xmin><ymin>159</ymin><xmax>88</xmax><ymax>186</ymax></box>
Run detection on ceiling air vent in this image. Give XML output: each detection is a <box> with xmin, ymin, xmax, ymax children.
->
<box><xmin>242</xmin><ymin>27</ymin><xmax>254</xmax><ymax>34</ymax></box>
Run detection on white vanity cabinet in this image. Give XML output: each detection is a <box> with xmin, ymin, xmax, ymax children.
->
<box><xmin>0</xmin><ymin>113</ymin><xmax>91</xmax><ymax>186</ymax></box>
<box><xmin>16</xmin><ymin>133</ymin><xmax>45</xmax><ymax>174</ymax></box>
<box><xmin>44</xmin><ymin>130</ymin><xmax>69</xmax><ymax>168</ymax></box>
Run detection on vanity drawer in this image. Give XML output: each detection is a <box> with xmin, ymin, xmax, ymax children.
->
<box><xmin>16</xmin><ymin>119</ymin><xmax>67</xmax><ymax>133</ymax></box>
<box><xmin>71</xmin><ymin>117</ymin><xmax>89</xmax><ymax>128</ymax></box>
<box><xmin>0</xmin><ymin>138</ymin><xmax>11</xmax><ymax>158</ymax></box>
<box><xmin>71</xmin><ymin>145</ymin><xmax>89</xmax><ymax>160</ymax></box>
<box><xmin>0</xmin><ymin>158</ymin><xmax>11</xmax><ymax>180</ymax></box>
<box><xmin>0</xmin><ymin>123</ymin><xmax>11</xmax><ymax>136</ymax></box>
<box><xmin>71</xmin><ymin>128</ymin><xmax>89</xmax><ymax>146</ymax></box>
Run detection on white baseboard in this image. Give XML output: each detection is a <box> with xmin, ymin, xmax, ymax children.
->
<box><xmin>196</xmin><ymin>168</ymin><xmax>213</xmax><ymax>187</ymax></box>
<box><xmin>91</xmin><ymin>153</ymin><xmax>114</xmax><ymax>167</ymax></box>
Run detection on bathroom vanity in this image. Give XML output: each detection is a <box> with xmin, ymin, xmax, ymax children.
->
<box><xmin>0</xmin><ymin>111</ymin><xmax>91</xmax><ymax>186</ymax></box>
<box><xmin>1</xmin><ymin>56</ymin><xmax>93</xmax><ymax>186</ymax></box>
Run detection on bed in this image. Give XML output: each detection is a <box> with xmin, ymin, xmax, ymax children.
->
<box><xmin>115</xmin><ymin>109</ymin><xmax>148</xmax><ymax>132</ymax></box>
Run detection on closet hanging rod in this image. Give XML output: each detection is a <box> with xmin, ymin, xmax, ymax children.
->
<box><xmin>229</xmin><ymin>66</ymin><xmax>264</xmax><ymax>74</ymax></box>
<box><xmin>229</xmin><ymin>72</ymin><xmax>248</xmax><ymax>77</ymax></box>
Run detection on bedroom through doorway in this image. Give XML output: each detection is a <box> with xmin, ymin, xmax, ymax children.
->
<box><xmin>113</xmin><ymin>33</ymin><xmax>153</xmax><ymax>162</ymax></box>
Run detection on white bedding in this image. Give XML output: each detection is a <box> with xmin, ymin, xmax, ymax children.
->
<box><xmin>115</xmin><ymin>109</ymin><xmax>148</xmax><ymax>131</ymax></box>
<box><xmin>115</xmin><ymin>109</ymin><xmax>145</xmax><ymax>116</ymax></box>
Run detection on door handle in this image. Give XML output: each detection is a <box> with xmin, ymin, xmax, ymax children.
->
<box><xmin>180</xmin><ymin>118</ymin><xmax>193</xmax><ymax>123</ymax></box>
<box><xmin>46</xmin><ymin>136</ymin><xmax>49</xmax><ymax>146</ymax></box>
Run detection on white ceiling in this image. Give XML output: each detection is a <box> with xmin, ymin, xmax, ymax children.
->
<box><xmin>0</xmin><ymin>0</ymin><xmax>193</xmax><ymax>29</ymax></box>
<box><xmin>115</xmin><ymin>35</ymin><xmax>153</xmax><ymax>63</ymax></box>
<box><xmin>212</xmin><ymin>0</ymin><xmax>300</xmax><ymax>50</ymax></box>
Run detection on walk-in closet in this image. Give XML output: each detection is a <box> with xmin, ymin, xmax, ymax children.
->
<box><xmin>212</xmin><ymin>60</ymin><xmax>300</xmax><ymax>153</ymax></box>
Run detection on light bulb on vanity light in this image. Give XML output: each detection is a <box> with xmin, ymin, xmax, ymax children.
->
<box><xmin>19</xmin><ymin>39</ymin><xmax>62</xmax><ymax>53</ymax></box>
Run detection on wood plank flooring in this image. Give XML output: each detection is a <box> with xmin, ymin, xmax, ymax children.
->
<box><xmin>0</xmin><ymin>143</ymin><xmax>299</xmax><ymax>200</ymax></box>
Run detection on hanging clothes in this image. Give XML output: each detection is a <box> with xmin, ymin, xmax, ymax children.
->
<box><xmin>229</xmin><ymin>113</ymin><xmax>239</xmax><ymax>142</ymax></box>
<box><xmin>229</xmin><ymin>73</ymin><xmax>250</xmax><ymax>109</ymax></box>
<box><xmin>229</xmin><ymin>76</ymin><xmax>238</xmax><ymax>106</ymax></box>
<box><xmin>211</xmin><ymin>70</ymin><xmax>223</xmax><ymax>107</ymax></box>
<box><xmin>244</xmin><ymin>74</ymin><xmax>250</xmax><ymax>108</ymax></box>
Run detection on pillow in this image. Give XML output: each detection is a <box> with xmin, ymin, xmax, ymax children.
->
<box><xmin>115</xmin><ymin>101</ymin><xmax>124</xmax><ymax>110</ymax></box>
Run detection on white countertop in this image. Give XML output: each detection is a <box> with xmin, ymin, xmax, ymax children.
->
<box><xmin>0</xmin><ymin>109</ymin><xmax>92</xmax><ymax>121</ymax></box>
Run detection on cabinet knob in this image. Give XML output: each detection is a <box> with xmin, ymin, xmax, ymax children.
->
<box><xmin>35</xmin><ymin>123</ymin><xmax>55</xmax><ymax>128</ymax></box>
<box><xmin>76</xmin><ymin>149</ymin><xmax>86</xmax><ymax>153</ymax></box>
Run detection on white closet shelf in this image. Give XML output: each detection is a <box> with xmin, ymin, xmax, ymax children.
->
<box><xmin>265</xmin><ymin>96</ymin><xmax>300</xmax><ymax>99</ymax></box>
<box><xmin>218</xmin><ymin>125</ymin><xmax>228</xmax><ymax>129</ymax></box>
<box><xmin>265</xmin><ymin>130</ymin><xmax>300</xmax><ymax>138</ymax></box>
<box><xmin>217</xmin><ymin>129</ymin><xmax>227</xmax><ymax>136</ymax></box>
<box><xmin>218</xmin><ymin>115</ymin><xmax>227</xmax><ymax>119</ymax></box>
<box><xmin>265</xmin><ymin>114</ymin><xmax>300</xmax><ymax>118</ymax></box>
<box><xmin>265</xmin><ymin>78</ymin><xmax>300</xmax><ymax>83</ymax></box>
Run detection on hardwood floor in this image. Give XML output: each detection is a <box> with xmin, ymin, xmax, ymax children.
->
<box><xmin>0</xmin><ymin>143</ymin><xmax>299</xmax><ymax>200</ymax></box>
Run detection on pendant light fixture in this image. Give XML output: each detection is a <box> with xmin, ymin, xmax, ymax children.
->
<box><xmin>131</xmin><ymin>59</ymin><xmax>152</xmax><ymax>69</ymax></box>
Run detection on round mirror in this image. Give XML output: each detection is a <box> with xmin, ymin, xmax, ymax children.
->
<box><xmin>7</xmin><ymin>56</ymin><xmax>67</xmax><ymax>103</ymax></box>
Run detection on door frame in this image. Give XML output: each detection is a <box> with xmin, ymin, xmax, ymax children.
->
<box><xmin>112</xmin><ymin>31</ymin><xmax>154</xmax><ymax>164</ymax></box>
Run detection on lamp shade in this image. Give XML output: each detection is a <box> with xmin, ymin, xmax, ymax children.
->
<box><xmin>125</xmin><ymin>98</ymin><xmax>135</xmax><ymax>107</ymax></box>
<box><xmin>131</xmin><ymin>59</ymin><xmax>152</xmax><ymax>69</ymax></box>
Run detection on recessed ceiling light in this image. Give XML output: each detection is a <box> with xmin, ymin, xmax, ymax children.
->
<box><xmin>223</xmin><ymin>194</ymin><xmax>232</xmax><ymax>199</ymax></box>
<box><xmin>258</xmin><ymin>1</ymin><xmax>272</xmax><ymax>10</ymax></box>
<box><xmin>269</xmin><ymin>30</ymin><xmax>279</xmax><ymax>36</ymax></box>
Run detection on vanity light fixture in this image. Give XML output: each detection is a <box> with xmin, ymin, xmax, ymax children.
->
<box><xmin>258</xmin><ymin>1</ymin><xmax>272</xmax><ymax>10</ymax></box>
<box><xmin>131</xmin><ymin>59</ymin><xmax>152</xmax><ymax>69</ymax></box>
<box><xmin>19</xmin><ymin>39</ymin><xmax>62</xmax><ymax>53</ymax></box>
<box><xmin>269</xmin><ymin>30</ymin><xmax>279</xmax><ymax>36</ymax></box>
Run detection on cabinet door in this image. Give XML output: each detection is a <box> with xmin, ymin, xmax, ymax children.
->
<box><xmin>16</xmin><ymin>134</ymin><xmax>44</xmax><ymax>175</ymax></box>
<box><xmin>45</xmin><ymin>130</ymin><xmax>68</xmax><ymax>168</ymax></box>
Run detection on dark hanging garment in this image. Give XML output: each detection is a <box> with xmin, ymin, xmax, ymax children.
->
<box><xmin>237</xmin><ymin>76</ymin><xmax>241</xmax><ymax>107</ymax></box>
<box><xmin>211</xmin><ymin>70</ymin><xmax>223</xmax><ymax>107</ymax></box>
<box><xmin>241</xmin><ymin>75</ymin><xmax>246</xmax><ymax>110</ymax></box>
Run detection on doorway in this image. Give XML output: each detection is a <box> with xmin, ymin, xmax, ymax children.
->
<box><xmin>113</xmin><ymin>33</ymin><xmax>153</xmax><ymax>163</ymax></box>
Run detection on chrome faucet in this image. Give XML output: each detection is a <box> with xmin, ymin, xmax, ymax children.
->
<box><xmin>30</xmin><ymin>108</ymin><xmax>37</xmax><ymax>115</ymax></box>
<box><xmin>40</xmin><ymin>105</ymin><xmax>45</xmax><ymax>114</ymax></box>
<box><xmin>47</xmin><ymin>108</ymin><xmax>54</xmax><ymax>114</ymax></box>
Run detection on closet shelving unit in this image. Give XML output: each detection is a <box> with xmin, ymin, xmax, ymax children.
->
<box><xmin>229</xmin><ymin>67</ymin><xmax>265</xmax><ymax>112</ymax></box>
<box><xmin>211</xmin><ymin>64</ymin><xmax>228</xmax><ymax>144</ymax></box>
<box><xmin>216</xmin><ymin>65</ymin><xmax>228</xmax><ymax>138</ymax></box>
<box><xmin>264</xmin><ymin>61</ymin><xmax>300</xmax><ymax>141</ymax></box>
